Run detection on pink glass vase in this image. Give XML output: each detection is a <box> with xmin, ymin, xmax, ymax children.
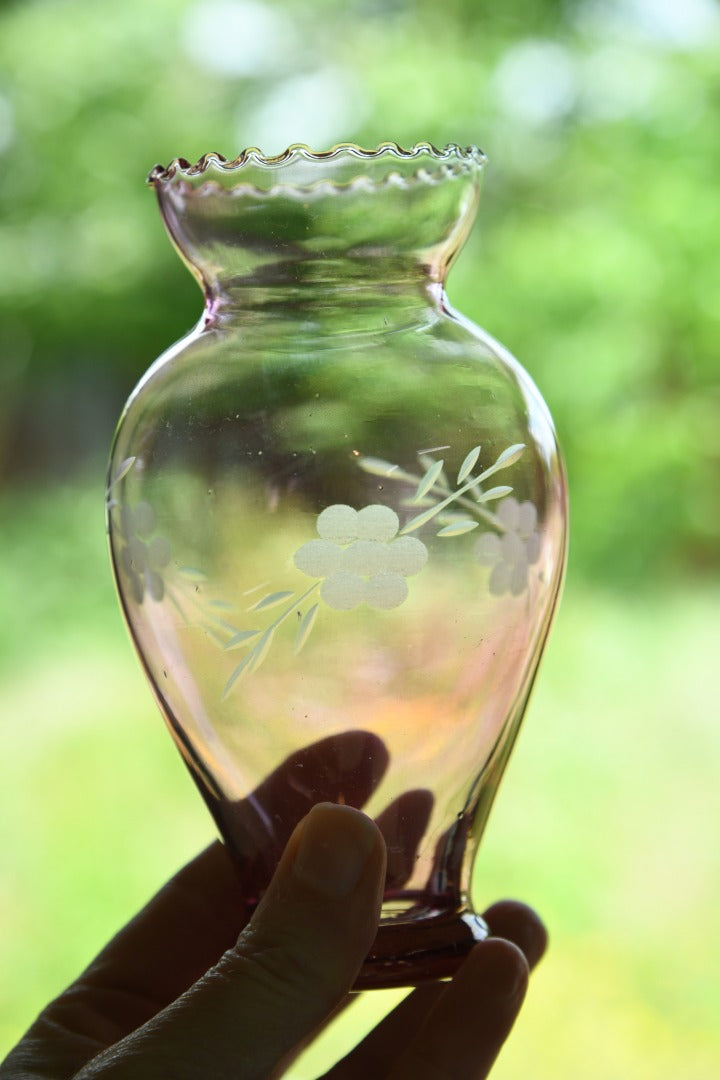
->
<box><xmin>106</xmin><ymin>143</ymin><xmax>567</xmax><ymax>988</ymax></box>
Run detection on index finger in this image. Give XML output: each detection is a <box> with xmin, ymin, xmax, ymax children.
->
<box><xmin>0</xmin><ymin>841</ymin><xmax>243</xmax><ymax>1080</ymax></box>
<box><xmin>6</xmin><ymin>731</ymin><xmax>390</xmax><ymax>1076</ymax></box>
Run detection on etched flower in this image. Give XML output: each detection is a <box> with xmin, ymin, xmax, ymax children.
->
<box><xmin>475</xmin><ymin>497</ymin><xmax>540</xmax><ymax>596</ymax></box>
<box><xmin>117</xmin><ymin>501</ymin><xmax>172</xmax><ymax>604</ymax></box>
<box><xmin>294</xmin><ymin>503</ymin><xmax>428</xmax><ymax>611</ymax></box>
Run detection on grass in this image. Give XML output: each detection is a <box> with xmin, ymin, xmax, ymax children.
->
<box><xmin>1</xmin><ymin>476</ymin><xmax>718</xmax><ymax>1076</ymax></box>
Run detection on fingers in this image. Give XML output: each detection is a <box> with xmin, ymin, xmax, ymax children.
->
<box><xmin>217</xmin><ymin>730</ymin><xmax>389</xmax><ymax>894</ymax></box>
<box><xmin>320</xmin><ymin>982</ymin><xmax>445</xmax><ymax>1079</ymax></box>
<box><xmin>75</xmin><ymin>804</ymin><xmax>386</xmax><ymax>1080</ymax></box>
<box><xmin>387</xmin><ymin>939</ymin><xmax>528</xmax><ymax>1080</ymax></box>
<box><xmin>82</xmin><ymin>841</ymin><xmax>247</xmax><ymax>1008</ymax></box>
<box><xmin>0</xmin><ymin>842</ymin><xmax>248</xmax><ymax>1080</ymax></box>
<box><xmin>482</xmin><ymin>899</ymin><xmax>548</xmax><ymax>970</ymax></box>
<box><xmin>4</xmin><ymin>734</ymin><xmax>390</xmax><ymax>1078</ymax></box>
<box><xmin>374</xmin><ymin>788</ymin><xmax>434</xmax><ymax>890</ymax></box>
<box><xmin>322</xmin><ymin>902</ymin><xmax>546</xmax><ymax>1079</ymax></box>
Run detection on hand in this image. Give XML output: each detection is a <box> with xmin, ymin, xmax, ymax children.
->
<box><xmin>1</xmin><ymin>804</ymin><xmax>546</xmax><ymax>1079</ymax></box>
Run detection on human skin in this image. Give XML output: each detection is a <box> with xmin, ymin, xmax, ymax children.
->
<box><xmin>0</xmin><ymin>802</ymin><xmax>547</xmax><ymax>1080</ymax></box>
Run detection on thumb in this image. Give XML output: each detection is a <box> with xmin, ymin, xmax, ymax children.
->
<box><xmin>77</xmin><ymin>803</ymin><xmax>386</xmax><ymax>1080</ymax></box>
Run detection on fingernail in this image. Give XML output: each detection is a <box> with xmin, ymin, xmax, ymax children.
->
<box><xmin>293</xmin><ymin>803</ymin><xmax>378</xmax><ymax>898</ymax></box>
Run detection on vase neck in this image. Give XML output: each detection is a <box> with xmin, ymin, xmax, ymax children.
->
<box><xmin>202</xmin><ymin>278</ymin><xmax>447</xmax><ymax>337</ymax></box>
<box><xmin>150</xmin><ymin>144</ymin><xmax>484</xmax><ymax>312</ymax></box>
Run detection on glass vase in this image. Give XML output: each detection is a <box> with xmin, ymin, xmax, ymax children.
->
<box><xmin>106</xmin><ymin>142</ymin><xmax>567</xmax><ymax>989</ymax></box>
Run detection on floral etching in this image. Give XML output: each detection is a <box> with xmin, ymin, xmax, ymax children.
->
<box><xmin>294</xmin><ymin>504</ymin><xmax>428</xmax><ymax>610</ymax></box>
<box><xmin>475</xmin><ymin>498</ymin><xmax>541</xmax><ymax>596</ymax></box>
<box><xmin>117</xmin><ymin>501</ymin><xmax>172</xmax><ymax>603</ymax></box>
<box><xmin>108</xmin><ymin>442</ymin><xmax>540</xmax><ymax>696</ymax></box>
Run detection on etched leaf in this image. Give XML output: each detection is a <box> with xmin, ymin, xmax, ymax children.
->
<box><xmin>418</xmin><ymin>453</ymin><xmax>446</xmax><ymax>477</ymax></box>
<box><xmin>437</xmin><ymin>519</ymin><xmax>480</xmax><ymax>537</ymax></box>
<box><xmin>476</xmin><ymin>485</ymin><xmax>513</xmax><ymax>503</ymax></box>
<box><xmin>358</xmin><ymin>456</ymin><xmax>402</xmax><ymax>478</ymax></box>
<box><xmin>112</xmin><ymin>456</ymin><xmax>137</xmax><ymax>487</ymax></box>
<box><xmin>457</xmin><ymin>445</ymin><xmax>481</xmax><ymax>485</ymax></box>
<box><xmin>249</xmin><ymin>628</ymin><xmax>275</xmax><ymax>672</ymax></box>
<box><xmin>414</xmin><ymin>459</ymin><xmax>445</xmax><ymax>501</ymax></box>
<box><xmin>224</xmin><ymin>629</ymin><xmax>261</xmax><ymax>651</ymax></box>
<box><xmin>295</xmin><ymin>603</ymin><xmax>319</xmax><ymax>654</ymax></box>
<box><xmin>242</xmin><ymin>582</ymin><xmax>270</xmax><ymax>597</ymax></box>
<box><xmin>178</xmin><ymin>566</ymin><xmax>208</xmax><ymax>582</ymax></box>
<box><xmin>222</xmin><ymin>650</ymin><xmax>257</xmax><ymax>697</ymax></box>
<box><xmin>222</xmin><ymin>628</ymin><xmax>276</xmax><ymax>696</ymax></box>
<box><xmin>497</xmin><ymin>443</ymin><xmax>525</xmax><ymax>467</ymax></box>
<box><xmin>480</xmin><ymin>443</ymin><xmax>525</xmax><ymax>482</ymax></box>
<box><xmin>401</xmin><ymin>504</ymin><xmax>442</xmax><ymax>534</ymax></box>
<box><xmin>250</xmin><ymin>590</ymin><xmax>294</xmax><ymax>612</ymax></box>
<box><xmin>401</xmin><ymin>495</ymin><xmax>435</xmax><ymax>509</ymax></box>
<box><xmin>203</xmin><ymin>626</ymin><xmax>229</xmax><ymax>649</ymax></box>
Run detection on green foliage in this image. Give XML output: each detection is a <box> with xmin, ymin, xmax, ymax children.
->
<box><xmin>0</xmin><ymin>0</ymin><xmax>718</xmax><ymax>581</ymax></box>
<box><xmin>1</xmin><ymin>480</ymin><xmax>718</xmax><ymax>1074</ymax></box>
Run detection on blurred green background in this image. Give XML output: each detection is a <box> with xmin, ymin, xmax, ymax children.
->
<box><xmin>1</xmin><ymin>0</ymin><xmax>718</xmax><ymax>1075</ymax></box>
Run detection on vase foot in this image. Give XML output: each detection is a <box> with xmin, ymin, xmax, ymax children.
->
<box><xmin>355</xmin><ymin>909</ymin><xmax>489</xmax><ymax>990</ymax></box>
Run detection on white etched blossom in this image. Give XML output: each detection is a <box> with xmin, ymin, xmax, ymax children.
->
<box><xmin>475</xmin><ymin>497</ymin><xmax>540</xmax><ymax>596</ymax></box>
<box><xmin>117</xmin><ymin>501</ymin><xmax>172</xmax><ymax>604</ymax></box>
<box><xmin>294</xmin><ymin>503</ymin><xmax>428</xmax><ymax>610</ymax></box>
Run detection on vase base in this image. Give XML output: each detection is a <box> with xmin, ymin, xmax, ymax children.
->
<box><xmin>355</xmin><ymin>909</ymin><xmax>489</xmax><ymax>990</ymax></box>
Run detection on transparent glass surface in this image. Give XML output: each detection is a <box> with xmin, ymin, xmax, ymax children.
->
<box><xmin>107</xmin><ymin>143</ymin><xmax>567</xmax><ymax>987</ymax></box>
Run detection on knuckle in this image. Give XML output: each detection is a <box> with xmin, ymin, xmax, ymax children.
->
<box><xmin>211</xmin><ymin>927</ymin><xmax>339</xmax><ymax>1014</ymax></box>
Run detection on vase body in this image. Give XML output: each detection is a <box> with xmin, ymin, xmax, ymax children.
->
<box><xmin>107</xmin><ymin>143</ymin><xmax>567</xmax><ymax>988</ymax></box>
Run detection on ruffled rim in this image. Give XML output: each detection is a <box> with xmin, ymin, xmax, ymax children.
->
<box><xmin>148</xmin><ymin>141</ymin><xmax>487</xmax><ymax>184</ymax></box>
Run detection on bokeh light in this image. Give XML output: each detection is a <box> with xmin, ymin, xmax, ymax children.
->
<box><xmin>1</xmin><ymin>0</ymin><xmax>718</xmax><ymax>1075</ymax></box>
